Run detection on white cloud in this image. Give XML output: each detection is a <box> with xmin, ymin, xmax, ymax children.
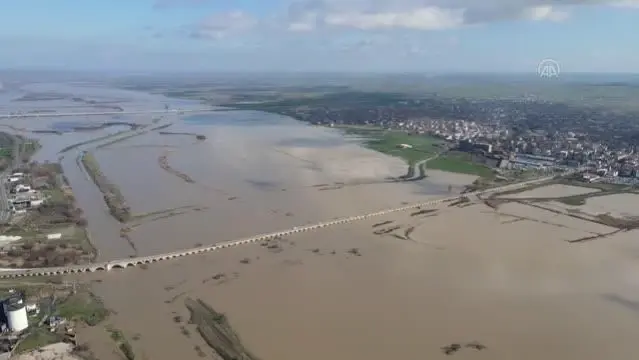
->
<box><xmin>524</xmin><ymin>6</ymin><xmax>570</xmax><ymax>21</ymax></box>
<box><xmin>613</xmin><ymin>0</ymin><xmax>639</xmax><ymax>7</ymax></box>
<box><xmin>288</xmin><ymin>12</ymin><xmax>320</xmax><ymax>31</ymax></box>
<box><xmin>323</xmin><ymin>7</ymin><xmax>465</xmax><ymax>30</ymax></box>
<box><xmin>283</xmin><ymin>0</ymin><xmax>634</xmax><ymax>31</ymax></box>
<box><xmin>181</xmin><ymin>0</ymin><xmax>637</xmax><ymax>43</ymax></box>
<box><xmin>190</xmin><ymin>11</ymin><xmax>257</xmax><ymax>39</ymax></box>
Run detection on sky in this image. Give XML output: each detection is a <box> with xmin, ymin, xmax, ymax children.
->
<box><xmin>0</xmin><ymin>0</ymin><xmax>638</xmax><ymax>73</ymax></box>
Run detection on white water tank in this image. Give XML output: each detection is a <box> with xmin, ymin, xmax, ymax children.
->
<box><xmin>4</xmin><ymin>296</ymin><xmax>29</xmax><ymax>333</ymax></box>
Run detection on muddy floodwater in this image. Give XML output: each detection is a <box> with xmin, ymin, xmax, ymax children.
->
<box><xmin>94</xmin><ymin>111</ymin><xmax>471</xmax><ymax>257</ymax></box>
<box><xmin>1</xmin><ymin>83</ymin><xmax>474</xmax><ymax>259</ymax></box>
<box><xmin>5</xmin><ymin>82</ymin><xmax>639</xmax><ymax>360</ymax></box>
<box><xmin>85</xmin><ymin>201</ymin><xmax>639</xmax><ymax>360</ymax></box>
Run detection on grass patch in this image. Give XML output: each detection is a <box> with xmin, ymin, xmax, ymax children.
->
<box><xmin>556</xmin><ymin>196</ymin><xmax>588</xmax><ymax>206</ymax></box>
<box><xmin>185</xmin><ymin>297</ymin><xmax>260</xmax><ymax>360</ymax></box>
<box><xmin>337</xmin><ymin>126</ymin><xmax>443</xmax><ymax>165</ymax></box>
<box><xmin>14</xmin><ymin>329</ymin><xmax>63</xmax><ymax>354</ymax></box>
<box><xmin>107</xmin><ymin>327</ymin><xmax>136</xmax><ymax>360</ymax></box>
<box><xmin>56</xmin><ymin>292</ymin><xmax>109</xmax><ymax>326</ymax></box>
<box><xmin>42</xmin><ymin>187</ymin><xmax>70</xmax><ymax>205</ymax></box>
<box><xmin>596</xmin><ymin>214</ymin><xmax>639</xmax><ymax>230</ymax></box>
<box><xmin>427</xmin><ymin>152</ymin><xmax>495</xmax><ymax>177</ymax></box>
<box><xmin>81</xmin><ymin>151</ymin><xmax>130</xmax><ymax>222</ymax></box>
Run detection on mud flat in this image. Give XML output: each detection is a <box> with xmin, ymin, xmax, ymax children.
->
<box><xmin>498</xmin><ymin>184</ymin><xmax>600</xmax><ymax>199</ymax></box>
<box><xmin>14</xmin><ymin>343</ymin><xmax>81</xmax><ymax>360</ymax></box>
<box><xmin>573</xmin><ymin>193</ymin><xmax>639</xmax><ymax>219</ymax></box>
<box><xmin>85</xmin><ymin>201</ymin><xmax>639</xmax><ymax>360</ymax></box>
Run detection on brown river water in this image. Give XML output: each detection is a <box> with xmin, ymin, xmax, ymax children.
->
<box><xmin>4</xmin><ymin>84</ymin><xmax>639</xmax><ymax>360</ymax></box>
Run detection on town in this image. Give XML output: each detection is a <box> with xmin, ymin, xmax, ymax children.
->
<box><xmin>237</xmin><ymin>91</ymin><xmax>639</xmax><ymax>185</ymax></box>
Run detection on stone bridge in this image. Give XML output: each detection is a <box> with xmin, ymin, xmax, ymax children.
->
<box><xmin>0</xmin><ymin>176</ymin><xmax>557</xmax><ymax>279</ymax></box>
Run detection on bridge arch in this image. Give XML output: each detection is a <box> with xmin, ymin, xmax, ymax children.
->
<box><xmin>0</xmin><ymin>175</ymin><xmax>562</xmax><ymax>279</ymax></box>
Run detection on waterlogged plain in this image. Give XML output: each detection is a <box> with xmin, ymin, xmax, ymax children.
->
<box><xmin>3</xmin><ymin>82</ymin><xmax>474</xmax><ymax>259</ymax></box>
<box><xmin>5</xmin><ymin>82</ymin><xmax>639</xmax><ymax>360</ymax></box>
<box><xmin>0</xmin><ymin>82</ymin><xmax>205</xmax><ymax>259</ymax></box>
<box><xmin>85</xmin><ymin>202</ymin><xmax>639</xmax><ymax>360</ymax></box>
<box><xmin>89</xmin><ymin>111</ymin><xmax>474</xmax><ymax>256</ymax></box>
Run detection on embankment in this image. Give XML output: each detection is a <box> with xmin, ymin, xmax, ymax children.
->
<box><xmin>158</xmin><ymin>131</ymin><xmax>207</xmax><ymax>141</ymax></box>
<box><xmin>80</xmin><ymin>151</ymin><xmax>131</xmax><ymax>222</ymax></box>
<box><xmin>185</xmin><ymin>298</ymin><xmax>260</xmax><ymax>360</ymax></box>
<box><xmin>158</xmin><ymin>152</ymin><xmax>195</xmax><ymax>183</ymax></box>
<box><xmin>59</xmin><ymin>130</ymin><xmax>130</xmax><ymax>153</ymax></box>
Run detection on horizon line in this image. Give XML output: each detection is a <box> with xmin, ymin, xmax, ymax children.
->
<box><xmin>1</xmin><ymin>68</ymin><xmax>639</xmax><ymax>76</ymax></box>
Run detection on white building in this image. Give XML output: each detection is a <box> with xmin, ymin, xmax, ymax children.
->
<box><xmin>2</xmin><ymin>293</ymin><xmax>29</xmax><ymax>333</ymax></box>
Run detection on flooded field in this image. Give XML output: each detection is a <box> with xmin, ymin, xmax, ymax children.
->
<box><xmin>81</xmin><ymin>201</ymin><xmax>639</xmax><ymax>360</ymax></box>
<box><xmin>500</xmin><ymin>184</ymin><xmax>600</xmax><ymax>199</ymax></box>
<box><xmin>91</xmin><ymin>112</ymin><xmax>475</xmax><ymax>256</ymax></box>
<box><xmin>576</xmin><ymin>193</ymin><xmax>639</xmax><ymax>219</ymax></box>
<box><xmin>4</xmin><ymin>82</ymin><xmax>639</xmax><ymax>360</ymax></box>
<box><xmin>1</xmin><ymin>83</ymin><xmax>476</xmax><ymax>259</ymax></box>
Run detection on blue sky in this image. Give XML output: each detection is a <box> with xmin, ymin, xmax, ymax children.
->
<box><xmin>1</xmin><ymin>0</ymin><xmax>638</xmax><ymax>72</ymax></box>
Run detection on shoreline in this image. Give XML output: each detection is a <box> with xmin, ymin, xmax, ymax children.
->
<box><xmin>196</xmin><ymin>103</ymin><xmax>493</xmax><ymax>180</ymax></box>
<box><xmin>0</xmin><ymin>133</ymin><xmax>97</xmax><ymax>269</ymax></box>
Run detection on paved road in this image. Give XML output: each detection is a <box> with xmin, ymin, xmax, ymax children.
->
<box><xmin>0</xmin><ymin>108</ymin><xmax>219</xmax><ymax>119</ymax></box>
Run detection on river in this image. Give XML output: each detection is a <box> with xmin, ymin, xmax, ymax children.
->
<box><xmin>0</xmin><ymin>83</ymin><xmax>477</xmax><ymax>261</ymax></box>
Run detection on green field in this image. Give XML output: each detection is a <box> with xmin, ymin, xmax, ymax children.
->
<box><xmin>426</xmin><ymin>152</ymin><xmax>496</xmax><ymax>177</ymax></box>
<box><xmin>337</xmin><ymin>126</ymin><xmax>495</xmax><ymax>177</ymax></box>
<box><xmin>14</xmin><ymin>329</ymin><xmax>63</xmax><ymax>353</ymax></box>
<box><xmin>337</xmin><ymin>126</ymin><xmax>444</xmax><ymax>166</ymax></box>
<box><xmin>56</xmin><ymin>292</ymin><xmax>109</xmax><ymax>326</ymax></box>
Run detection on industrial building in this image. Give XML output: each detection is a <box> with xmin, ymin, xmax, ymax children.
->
<box><xmin>0</xmin><ymin>291</ymin><xmax>29</xmax><ymax>333</ymax></box>
<box><xmin>458</xmin><ymin>139</ymin><xmax>493</xmax><ymax>154</ymax></box>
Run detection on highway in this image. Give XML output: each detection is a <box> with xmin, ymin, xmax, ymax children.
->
<box><xmin>0</xmin><ymin>108</ymin><xmax>220</xmax><ymax>119</ymax></box>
